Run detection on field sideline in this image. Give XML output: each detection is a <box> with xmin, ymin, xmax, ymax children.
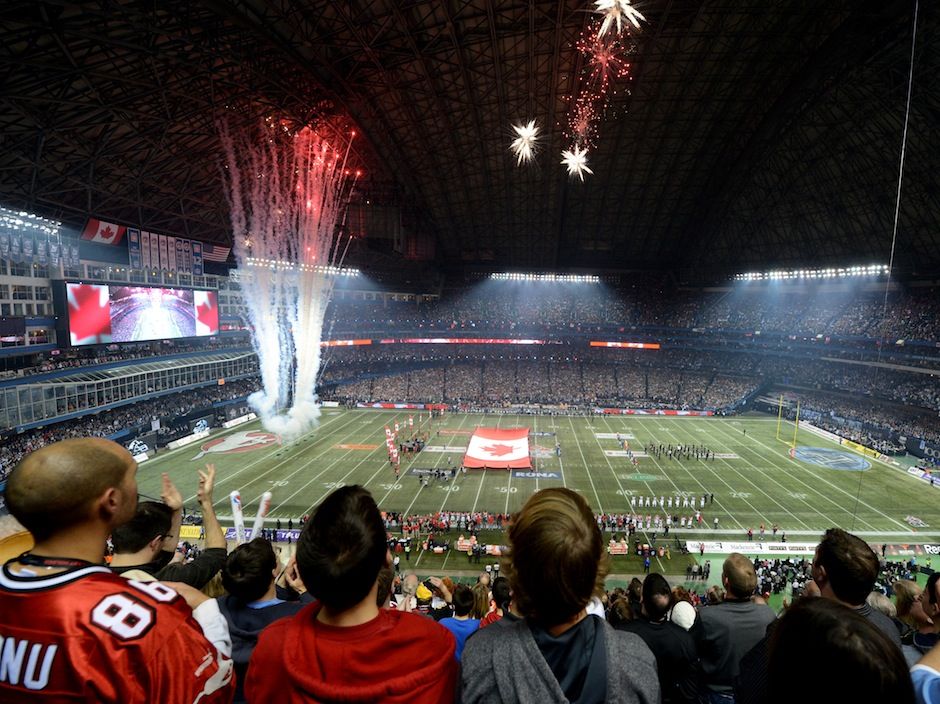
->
<box><xmin>137</xmin><ymin>409</ymin><xmax>940</xmax><ymax>545</ymax></box>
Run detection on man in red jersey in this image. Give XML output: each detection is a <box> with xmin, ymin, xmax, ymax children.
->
<box><xmin>246</xmin><ymin>485</ymin><xmax>457</xmax><ymax>703</ymax></box>
<box><xmin>0</xmin><ymin>438</ymin><xmax>234</xmax><ymax>703</ymax></box>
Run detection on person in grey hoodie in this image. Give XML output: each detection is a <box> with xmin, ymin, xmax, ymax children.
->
<box><xmin>461</xmin><ymin>487</ymin><xmax>659</xmax><ymax>704</ymax></box>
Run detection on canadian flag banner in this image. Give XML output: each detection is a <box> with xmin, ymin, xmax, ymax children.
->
<box><xmin>81</xmin><ymin>219</ymin><xmax>127</xmax><ymax>245</ymax></box>
<box><xmin>463</xmin><ymin>427</ymin><xmax>531</xmax><ymax>470</ymax></box>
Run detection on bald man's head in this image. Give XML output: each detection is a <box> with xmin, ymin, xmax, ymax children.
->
<box><xmin>6</xmin><ymin>438</ymin><xmax>137</xmax><ymax>541</ymax></box>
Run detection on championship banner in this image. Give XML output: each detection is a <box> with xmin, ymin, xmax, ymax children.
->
<box><xmin>167</xmin><ymin>236</ymin><xmax>178</xmax><ymax>272</ymax></box>
<box><xmin>158</xmin><ymin>234</ymin><xmax>170</xmax><ymax>271</ymax></box>
<box><xmin>148</xmin><ymin>231</ymin><xmax>160</xmax><ymax>269</ymax></box>
<box><xmin>176</xmin><ymin>237</ymin><xmax>185</xmax><ymax>273</ymax></box>
<box><xmin>463</xmin><ymin>427</ymin><xmax>531</xmax><ymax>470</ymax></box>
<box><xmin>183</xmin><ymin>239</ymin><xmax>193</xmax><ymax>273</ymax></box>
<box><xmin>128</xmin><ymin>229</ymin><xmax>142</xmax><ymax>269</ymax></box>
<box><xmin>140</xmin><ymin>231</ymin><xmax>152</xmax><ymax>269</ymax></box>
<box><xmin>192</xmin><ymin>241</ymin><xmax>204</xmax><ymax>275</ymax></box>
<box><xmin>35</xmin><ymin>236</ymin><xmax>47</xmax><ymax>266</ymax></box>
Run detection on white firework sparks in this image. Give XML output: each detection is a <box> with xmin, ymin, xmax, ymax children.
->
<box><xmin>561</xmin><ymin>145</ymin><xmax>594</xmax><ymax>181</ymax></box>
<box><xmin>594</xmin><ymin>0</ymin><xmax>646</xmax><ymax>37</ymax></box>
<box><xmin>509</xmin><ymin>119</ymin><xmax>540</xmax><ymax>165</ymax></box>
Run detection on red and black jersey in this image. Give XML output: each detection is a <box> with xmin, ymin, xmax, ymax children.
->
<box><xmin>0</xmin><ymin>563</ymin><xmax>234</xmax><ymax>703</ymax></box>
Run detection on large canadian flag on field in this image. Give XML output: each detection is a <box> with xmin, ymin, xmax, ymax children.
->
<box><xmin>463</xmin><ymin>427</ymin><xmax>531</xmax><ymax>469</ymax></box>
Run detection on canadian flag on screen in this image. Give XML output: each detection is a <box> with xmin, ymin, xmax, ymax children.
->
<box><xmin>81</xmin><ymin>219</ymin><xmax>127</xmax><ymax>245</ymax></box>
<box><xmin>463</xmin><ymin>427</ymin><xmax>531</xmax><ymax>469</ymax></box>
<box><xmin>194</xmin><ymin>290</ymin><xmax>219</xmax><ymax>336</ymax></box>
<box><xmin>67</xmin><ymin>283</ymin><xmax>112</xmax><ymax>345</ymax></box>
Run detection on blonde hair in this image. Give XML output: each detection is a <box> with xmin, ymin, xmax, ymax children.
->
<box><xmin>471</xmin><ymin>582</ymin><xmax>490</xmax><ymax>619</ymax></box>
<box><xmin>893</xmin><ymin>580</ymin><xmax>922</xmax><ymax>626</ymax></box>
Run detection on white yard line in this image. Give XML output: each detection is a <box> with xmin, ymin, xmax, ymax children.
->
<box><xmin>665</xmin><ymin>420</ymin><xmax>815</xmax><ymax>530</ymax></box>
<box><xmin>566</xmin><ymin>415</ymin><xmax>603</xmax><ymax>512</ymax></box>
<box><xmin>712</xmin><ymin>419</ymin><xmax>909</xmax><ymax>531</ymax></box>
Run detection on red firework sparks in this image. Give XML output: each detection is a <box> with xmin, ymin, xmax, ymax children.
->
<box><xmin>564</xmin><ymin>19</ymin><xmax>638</xmax><ymax>149</ymax></box>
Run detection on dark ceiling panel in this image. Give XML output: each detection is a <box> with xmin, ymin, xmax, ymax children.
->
<box><xmin>0</xmin><ymin>0</ymin><xmax>935</xmax><ymax>277</ymax></box>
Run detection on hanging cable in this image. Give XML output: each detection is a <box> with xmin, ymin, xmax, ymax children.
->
<box><xmin>852</xmin><ymin>0</ymin><xmax>919</xmax><ymax>530</ymax></box>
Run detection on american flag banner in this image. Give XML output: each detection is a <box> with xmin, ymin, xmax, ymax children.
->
<box><xmin>201</xmin><ymin>243</ymin><xmax>231</xmax><ymax>263</ymax></box>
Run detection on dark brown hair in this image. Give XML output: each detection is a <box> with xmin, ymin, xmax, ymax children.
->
<box><xmin>503</xmin><ymin>487</ymin><xmax>607</xmax><ymax>627</ymax></box>
<box><xmin>296</xmin><ymin>485</ymin><xmax>387</xmax><ymax>612</ymax></box>
<box><xmin>768</xmin><ymin>597</ymin><xmax>914</xmax><ymax>704</ymax></box>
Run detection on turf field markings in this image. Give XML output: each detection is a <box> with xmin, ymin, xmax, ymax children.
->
<box><xmin>533</xmin><ymin>414</ymin><xmax>540</xmax><ymax>493</ymax></box>
<box><xmin>432</xmin><ymin>411</ymin><xmax>475</xmax><ymax>516</ymax></box>
<box><xmin>395</xmin><ymin>410</ymin><xmax>476</xmax><ymax>519</ymax></box>
<box><xmin>625</xmin><ymin>419</ymin><xmax>742</xmax><ymax>529</ymax></box>
<box><xmin>707</xmin><ymin>418</ymin><xmax>882</xmax><ymax>531</ymax></box>
<box><xmin>707</xmin><ymin>419</ymin><xmax>890</xmax><ymax>531</ymax></box>
<box><xmin>746</xmin><ymin>420</ymin><xmax>912</xmax><ymax>532</ymax></box>
<box><xmin>294</xmin><ymin>412</ymin><xmax>420</xmax><ymax>513</ymax></box>
<box><xmin>176</xmin><ymin>410</ymin><xmax>358</xmax><ymax>506</ymax></box>
<box><xmin>231</xmin><ymin>410</ymin><xmax>408</xmax><ymax>517</ymax></box>
<box><xmin>658</xmin><ymin>419</ymin><xmax>812</xmax><ymax>531</ymax></box>
<box><xmin>566</xmin><ymin>415</ymin><xmax>603</xmax><ymax>512</ymax></box>
<box><xmin>646</xmin><ymin>421</ymin><xmax>775</xmax><ymax>530</ymax></box>
<box><xmin>469</xmin><ymin>467</ymin><xmax>488</xmax><ymax>513</ymax></box>
<box><xmin>594</xmin><ymin>415</ymin><xmax>665</xmax><ymax>571</ymax></box>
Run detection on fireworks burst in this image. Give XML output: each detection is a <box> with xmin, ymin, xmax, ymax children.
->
<box><xmin>561</xmin><ymin>146</ymin><xmax>594</xmax><ymax>181</ymax></box>
<box><xmin>561</xmin><ymin>19</ymin><xmax>638</xmax><ymax>151</ymax></box>
<box><xmin>594</xmin><ymin>0</ymin><xmax>646</xmax><ymax>38</ymax></box>
<box><xmin>509</xmin><ymin>119</ymin><xmax>540</xmax><ymax>165</ymax></box>
<box><xmin>220</xmin><ymin>120</ymin><xmax>359</xmax><ymax>437</ymax></box>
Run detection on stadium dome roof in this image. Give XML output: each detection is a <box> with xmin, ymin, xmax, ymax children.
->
<box><xmin>0</xmin><ymin>1</ymin><xmax>936</xmax><ymax>277</ymax></box>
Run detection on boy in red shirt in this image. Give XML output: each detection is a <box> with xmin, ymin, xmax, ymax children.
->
<box><xmin>246</xmin><ymin>485</ymin><xmax>457</xmax><ymax>703</ymax></box>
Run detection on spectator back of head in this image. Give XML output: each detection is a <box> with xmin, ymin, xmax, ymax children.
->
<box><xmin>452</xmin><ymin>584</ymin><xmax>475</xmax><ymax>617</ymax></box>
<box><xmin>5</xmin><ymin>437</ymin><xmax>136</xmax><ymax>541</ymax></box>
<box><xmin>813</xmin><ymin>528</ymin><xmax>878</xmax><ymax>606</ymax></box>
<box><xmin>641</xmin><ymin>573</ymin><xmax>674</xmax><ymax>621</ymax></box>
<box><xmin>222</xmin><ymin>538</ymin><xmax>277</xmax><ymax>603</ymax></box>
<box><xmin>110</xmin><ymin>501</ymin><xmax>173</xmax><ymax>553</ymax></box>
<box><xmin>491</xmin><ymin>576</ymin><xmax>511</xmax><ymax>611</ymax></box>
<box><xmin>722</xmin><ymin>553</ymin><xmax>757</xmax><ymax>598</ymax></box>
<box><xmin>767</xmin><ymin>597</ymin><xmax>913</xmax><ymax>704</ymax></box>
<box><xmin>296</xmin><ymin>485</ymin><xmax>387</xmax><ymax>612</ymax></box>
<box><xmin>504</xmin><ymin>487</ymin><xmax>607</xmax><ymax>628</ymax></box>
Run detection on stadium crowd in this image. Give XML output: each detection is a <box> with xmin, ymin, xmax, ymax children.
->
<box><xmin>3</xmin><ymin>439</ymin><xmax>940</xmax><ymax>703</ymax></box>
<box><xmin>0</xmin><ymin>378</ymin><xmax>261</xmax><ymax>485</ymax></box>
<box><xmin>323</xmin><ymin>284</ymin><xmax>940</xmax><ymax>343</ymax></box>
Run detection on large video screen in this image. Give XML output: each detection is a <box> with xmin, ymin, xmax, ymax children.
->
<box><xmin>65</xmin><ymin>282</ymin><xmax>218</xmax><ymax>345</ymax></box>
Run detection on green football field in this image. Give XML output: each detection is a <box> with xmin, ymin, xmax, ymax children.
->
<box><xmin>137</xmin><ymin>408</ymin><xmax>940</xmax><ymax>550</ymax></box>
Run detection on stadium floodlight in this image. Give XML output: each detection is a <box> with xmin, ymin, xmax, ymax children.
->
<box><xmin>0</xmin><ymin>205</ymin><xmax>62</xmax><ymax>236</ymax></box>
<box><xmin>245</xmin><ymin>258</ymin><xmax>360</xmax><ymax>276</ymax></box>
<box><xmin>490</xmin><ymin>272</ymin><xmax>600</xmax><ymax>283</ymax></box>
<box><xmin>733</xmin><ymin>264</ymin><xmax>888</xmax><ymax>282</ymax></box>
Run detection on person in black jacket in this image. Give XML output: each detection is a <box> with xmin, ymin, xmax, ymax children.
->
<box><xmin>617</xmin><ymin>573</ymin><xmax>700</xmax><ymax>703</ymax></box>
<box><xmin>217</xmin><ymin>538</ymin><xmax>312</xmax><ymax>703</ymax></box>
